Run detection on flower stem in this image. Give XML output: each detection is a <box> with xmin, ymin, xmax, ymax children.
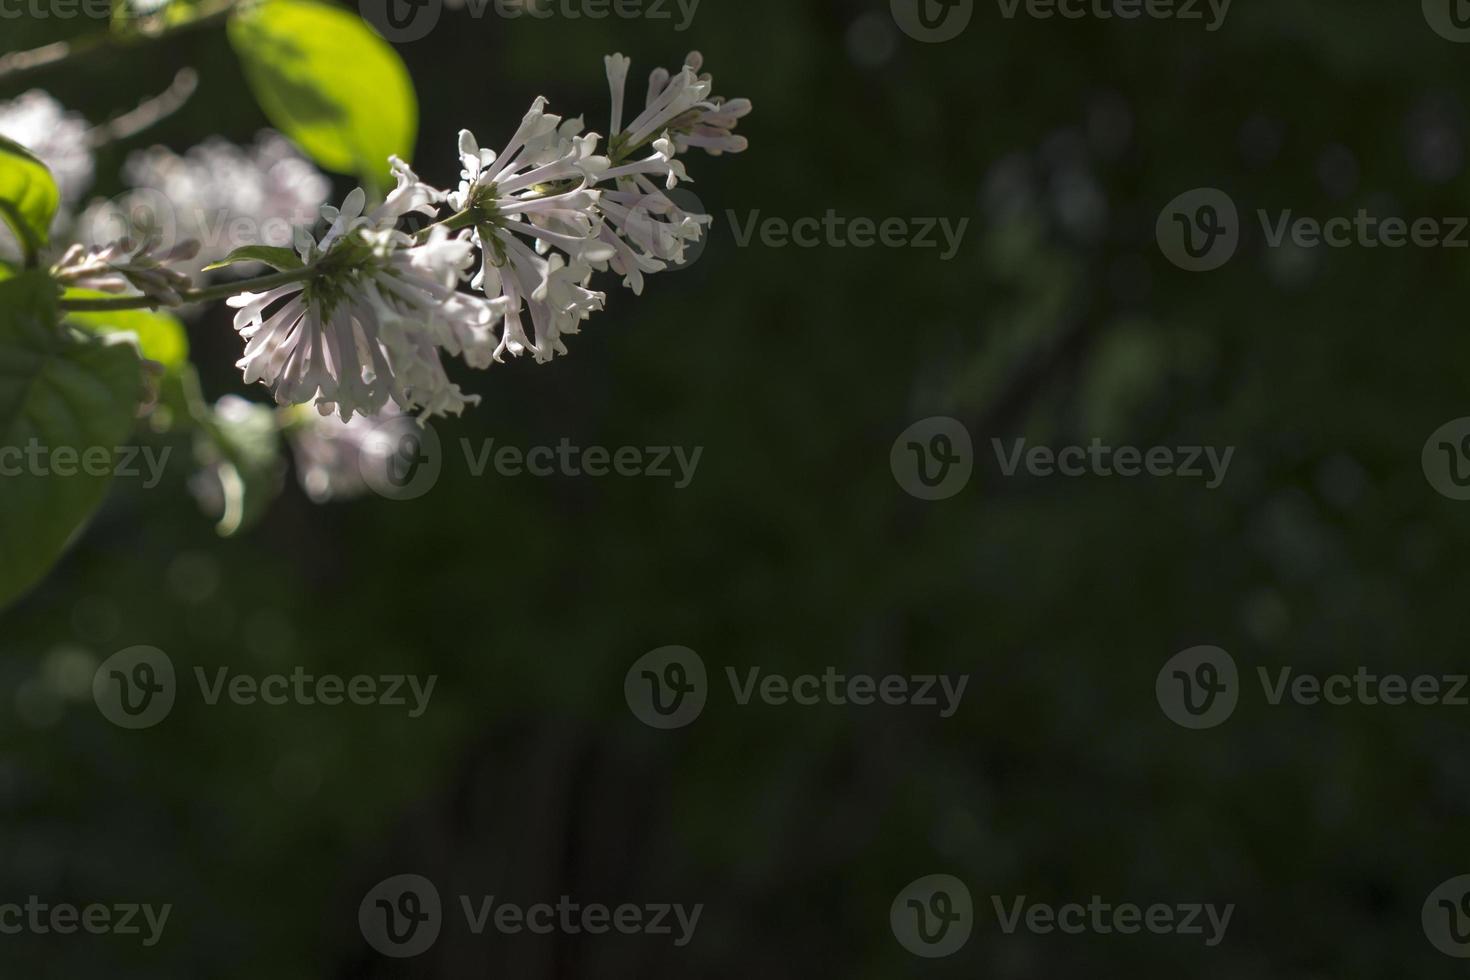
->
<box><xmin>0</xmin><ymin>0</ymin><xmax>238</xmax><ymax>85</ymax></box>
<box><xmin>413</xmin><ymin>208</ymin><xmax>482</xmax><ymax>243</ymax></box>
<box><xmin>59</xmin><ymin>267</ymin><xmax>315</xmax><ymax>313</ymax></box>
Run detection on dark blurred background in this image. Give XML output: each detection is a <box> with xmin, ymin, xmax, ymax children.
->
<box><xmin>6</xmin><ymin>0</ymin><xmax>1470</xmax><ymax>976</ymax></box>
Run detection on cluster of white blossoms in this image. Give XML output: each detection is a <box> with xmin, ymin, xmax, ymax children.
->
<box><xmin>232</xmin><ymin>51</ymin><xmax>749</xmax><ymax>423</ymax></box>
<box><xmin>80</xmin><ymin>132</ymin><xmax>331</xmax><ymax>267</ymax></box>
<box><xmin>229</xmin><ymin>158</ymin><xmax>499</xmax><ymax>421</ymax></box>
<box><xmin>0</xmin><ymin>82</ymin><xmax>335</xmax><ymax>282</ymax></box>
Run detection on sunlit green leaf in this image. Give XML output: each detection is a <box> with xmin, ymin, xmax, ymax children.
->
<box><xmin>0</xmin><ymin>136</ymin><xmax>60</xmax><ymax>262</ymax></box>
<box><xmin>228</xmin><ymin>0</ymin><xmax>418</xmax><ymax>191</ymax></box>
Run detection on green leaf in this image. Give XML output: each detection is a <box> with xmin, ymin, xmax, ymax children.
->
<box><xmin>0</xmin><ymin>136</ymin><xmax>60</xmax><ymax>262</ymax></box>
<box><xmin>228</xmin><ymin>0</ymin><xmax>417</xmax><ymax>191</ymax></box>
<box><xmin>63</xmin><ymin>291</ymin><xmax>190</xmax><ymax>375</ymax></box>
<box><xmin>203</xmin><ymin>244</ymin><xmax>305</xmax><ymax>273</ymax></box>
<box><xmin>0</xmin><ymin>273</ymin><xmax>145</xmax><ymax>608</ymax></box>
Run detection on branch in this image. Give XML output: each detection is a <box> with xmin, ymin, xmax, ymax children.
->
<box><xmin>59</xmin><ymin>266</ymin><xmax>315</xmax><ymax>313</ymax></box>
<box><xmin>0</xmin><ymin>1</ymin><xmax>236</xmax><ymax>86</ymax></box>
<box><xmin>87</xmin><ymin>68</ymin><xmax>199</xmax><ymax>148</ymax></box>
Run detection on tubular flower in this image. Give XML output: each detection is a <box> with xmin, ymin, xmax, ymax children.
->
<box><xmin>591</xmin><ymin>53</ymin><xmax>737</xmax><ymax>293</ymax></box>
<box><xmin>228</xmin><ymin>161</ymin><xmax>498</xmax><ymax>421</ymax></box>
<box><xmin>451</xmin><ymin>100</ymin><xmax>613</xmax><ymax>362</ymax></box>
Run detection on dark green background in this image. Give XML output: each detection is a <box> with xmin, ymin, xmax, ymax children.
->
<box><xmin>4</xmin><ymin>0</ymin><xmax>1470</xmax><ymax>975</ymax></box>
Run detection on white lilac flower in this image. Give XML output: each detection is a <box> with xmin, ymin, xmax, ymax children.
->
<box><xmin>228</xmin><ymin>160</ymin><xmax>498</xmax><ymax>422</ymax></box>
<box><xmin>589</xmin><ymin>172</ymin><xmax>710</xmax><ymax>295</ymax></box>
<box><xmin>592</xmin><ymin>55</ymin><xmax>725</xmax><ymax>293</ymax></box>
<box><xmin>665</xmin><ymin>52</ymin><xmax>751</xmax><ymax>157</ymax></box>
<box><xmin>608</xmin><ymin>51</ymin><xmax>750</xmax><ymax>160</ymax></box>
<box><xmin>0</xmin><ymin>90</ymin><xmax>95</xmax><ymax>208</ymax></box>
<box><xmin>606</xmin><ymin>54</ymin><xmax>710</xmax><ymax>160</ymax></box>
<box><xmin>452</xmin><ymin>99</ymin><xmax>614</xmax><ymax>363</ymax></box>
<box><xmin>78</xmin><ymin>131</ymin><xmax>331</xmax><ymax>267</ymax></box>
